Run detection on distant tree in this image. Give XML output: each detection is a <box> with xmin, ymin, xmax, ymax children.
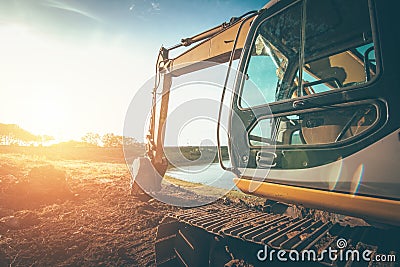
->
<box><xmin>81</xmin><ymin>132</ymin><xmax>101</xmax><ymax>147</ymax></box>
<box><xmin>102</xmin><ymin>133</ymin><xmax>123</xmax><ymax>148</ymax></box>
<box><xmin>0</xmin><ymin>123</ymin><xmax>44</xmax><ymax>145</ymax></box>
<box><xmin>123</xmin><ymin>136</ymin><xmax>140</xmax><ymax>146</ymax></box>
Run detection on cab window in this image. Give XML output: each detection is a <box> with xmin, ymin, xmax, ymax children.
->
<box><xmin>242</xmin><ymin>0</ymin><xmax>379</xmax><ymax>148</ymax></box>
<box><xmin>240</xmin><ymin>0</ymin><xmax>377</xmax><ymax>107</ymax></box>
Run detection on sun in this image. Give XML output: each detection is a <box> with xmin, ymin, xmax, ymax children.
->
<box><xmin>0</xmin><ymin>22</ymin><xmax>144</xmax><ymax>142</ymax></box>
<box><xmin>0</xmin><ymin>25</ymin><xmax>76</xmax><ymax>141</ymax></box>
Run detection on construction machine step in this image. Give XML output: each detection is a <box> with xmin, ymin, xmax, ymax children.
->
<box><xmin>155</xmin><ymin>204</ymin><xmax>399</xmax><ymax>267</ymax></box>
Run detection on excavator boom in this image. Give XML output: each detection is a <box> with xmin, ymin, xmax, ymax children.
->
<box><xmin>147</xmin><ymin>12</ymin><xmax>256</xmax><ymax>167</ymax></box>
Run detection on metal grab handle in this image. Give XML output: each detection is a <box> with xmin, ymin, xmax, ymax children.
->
<box><xmin>293</xmin><ymin>100</ymin><xmax>306</xmax><ymax>109</ymax></box>
<box><xmin>216</xmin><ymin>11</ymin><xmax>258</xmax><ymax>172</ymax></box>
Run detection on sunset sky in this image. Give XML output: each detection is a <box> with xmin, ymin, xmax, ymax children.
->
<box><xmin>0</xmin><ymin>0</ymin><xmax>266</xmax><ymax>142</ymax></box>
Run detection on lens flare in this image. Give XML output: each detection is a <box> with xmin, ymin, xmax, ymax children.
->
<box><xmin>351</xmin><ymin>164</ymin><xmax>364</xmax><ymax>194</ymax></box>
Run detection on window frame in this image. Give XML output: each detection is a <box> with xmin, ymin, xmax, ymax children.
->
<box><xmin>245</xmin><ymin>99</ymin><xmax>384</xmax><ymax>149</ymax></box>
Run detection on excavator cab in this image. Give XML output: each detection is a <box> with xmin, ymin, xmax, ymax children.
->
<box><xmin>132</xmin><ymin>0</ymin><xmax>400</xmax><ymax>227</ymax></box>
<box><xmin>230</xmin><ymin>0</ymin><xmax>400</xmax><ymax>226</ymax></box>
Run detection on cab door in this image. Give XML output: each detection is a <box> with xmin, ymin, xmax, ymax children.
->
<box><xmin>229</xmin><ymin>0</ymin><xmax>398</xmax><ymax>200</ymax></box>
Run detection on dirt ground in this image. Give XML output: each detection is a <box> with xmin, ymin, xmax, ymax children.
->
<box><xmin>0</xmin><ymin>150</ymin><xmax>369</xmax><ymax>267</ymax></box>
<box><xmin>0</xmin><ymin>153</ymin><xmax>182</xmax><ymax>267</ymax></box>
<box><xmin>0</xmin><ymin>149</ymin><xmax>270</xmax><ymax>267</ymax></box>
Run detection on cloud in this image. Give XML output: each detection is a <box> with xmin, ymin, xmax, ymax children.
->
<box><xmin>151</xmin><ymin>2</ymin><xmax>160</xmax><ymax>11</ymax></box>
<box><xmin>128</xmin><ymin>0</ymin><xmax>160</xmax><ymax>19</ymax></box>
<box><xmin>42</xmin><ymin>0</ymin><xmax>101</xmax><ymax>22</ymax></box>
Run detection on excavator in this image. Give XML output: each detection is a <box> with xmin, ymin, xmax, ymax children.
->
<box><xmin>129</xmin><ymin>0</ymin><xmax>400</xmax><ymax>265</ymax></box>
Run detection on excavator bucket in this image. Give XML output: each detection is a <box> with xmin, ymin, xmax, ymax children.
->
<box><xmin>130</xmin><ymin>157</ymin><xmax>163</xmax><ymax>195</ymax></box>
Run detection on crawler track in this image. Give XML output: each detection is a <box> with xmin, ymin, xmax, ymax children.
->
<box><xmin>155</xmin><ymin>204</ymin><xmax>399</xmax><ymax>267</ymax></box>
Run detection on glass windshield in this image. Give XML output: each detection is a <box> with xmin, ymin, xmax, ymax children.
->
<box><xmin>240</xmin><ymin>0</ymin><xmax>376</xmax><ymax>107</ymax></box>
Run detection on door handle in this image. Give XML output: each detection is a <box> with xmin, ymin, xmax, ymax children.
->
<box><xmin>256</xmin><ymin>151</ymin><xmax>277</xmax><ymax>168</ymax></box>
